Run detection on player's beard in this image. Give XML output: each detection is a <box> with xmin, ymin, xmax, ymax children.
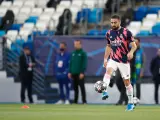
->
<box><xmin>112</xmin><ymin>26</ymin><xmax>119</xmax><ymax>30</ymax></box>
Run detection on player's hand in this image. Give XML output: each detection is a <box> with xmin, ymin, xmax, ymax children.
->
<box><xmin>103</xmin><ymin>59</ymin><xmax>107</xmax><ymax>68</ymax></box>
<box><xmin>127</xmin><ymin>52</ymin><xmax>133</xmax><ymax>60</ymax></box>
<box><xmin>79</xmin><ymin>73</ymin><xmax>84</xmax><ymax>80</ymax></box>
<box><xmin>68</xmin><ymin>73</ymin><xmax>72</xmax><ymax>79</ymax></box>
<box><xmin>140</xmin><ymin>71</ymin><xmax>143</xmax><ymax>78</ymax></box>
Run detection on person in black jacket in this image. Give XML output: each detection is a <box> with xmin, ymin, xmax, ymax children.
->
<box><xmin>0</xmin><ymin>10</ymin><xmax>14</xmax><ymax>31</ymax></box>
<box><xmin>19</xmin><ymin>46</ymin><xmax>35</xmax><ymax>103</ymax></box>
<box><xmin>150</xmin><ymin>48</ymin><xmax>160</xmax><ymax>104</ymax></box>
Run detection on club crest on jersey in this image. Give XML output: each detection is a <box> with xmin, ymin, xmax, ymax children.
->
<box><xmin>110</xmin><ymin>39</ymin><xmax>122</xmax><ymax>46</ymax></box>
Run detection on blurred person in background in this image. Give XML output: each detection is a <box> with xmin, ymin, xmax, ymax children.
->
<box><xmin>19</xmin><ymin>46</ymin><xmax>35</xmax><ymax>104</ymax></box>
<box><xmin>55</xmin><ymin>42</ymin><xmax>70</xmax><ymax>104</ymax></box>
<box><xmin>150</xmin><ymin>48</ymin><xmax>160</xmax><ymax>104</ymax></box>
<box><xmin>130</xmin><ymin>37</ymin><xmax>145</xmax><ymax>103</ymax></box>
<box><xmin>68</xmin><ymin>40</ymin><xmax>87</xmax><ymax>104</ymax></box>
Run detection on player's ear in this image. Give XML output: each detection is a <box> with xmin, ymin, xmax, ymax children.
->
<box><xmin>119</xmin><ymin>20</ymin><xmax>121</xmax><ymax>25</ymax></box>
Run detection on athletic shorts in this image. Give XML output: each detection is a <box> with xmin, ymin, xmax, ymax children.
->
<box><xmin>107</xmin><ymin>59</ymin><xmax>130</xmax><ymax>80</ymax></box>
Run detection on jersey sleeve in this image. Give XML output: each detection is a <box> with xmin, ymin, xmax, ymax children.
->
<box><xmin>105</xmin><ymin>32</ymin><xmax>110</xmax><ymax>44</ymax></box>
<box><xmin>127</xmin><ymin>30</ymin><xmax>134</xmax><ymax>43</ymax></box>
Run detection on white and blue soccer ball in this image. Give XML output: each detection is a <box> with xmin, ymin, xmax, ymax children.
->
<box><xmin>94</xmin><ymin>81</ymin><xmax>107</xmax><ymax>93</ymax></box>
<box><xmin>133</xmin><ymin>97</ymin><xmax>140</xmax><ymax>105</ymax></box>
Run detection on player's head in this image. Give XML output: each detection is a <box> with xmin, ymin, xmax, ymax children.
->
<box><xmin>74</xmin><ymin>40</ymin><xmax>82</xmax><ymax>50</ymax></box>
<box><xmin>134</xmin><ymin>37</ymin><xmax>140</xmax><ymax>48</ymax></box>
<box><xmin>59</xmin><ymin>42</ymin><xmax>67</xmax><ymax>52</ymax></box>
<box><xmin>157</xmin><ymin>48</ymin><xmax>160</xmax><ymax>57</ymax></box>
<box><xmin>111</xmin><ymin>15</ymin><xmax>121</xmax><ymax>30</ymax></box>
<box><xmin>23</xmin><ymin>46</ymin><xmax>31</xmax><ymax>55</ymax></box>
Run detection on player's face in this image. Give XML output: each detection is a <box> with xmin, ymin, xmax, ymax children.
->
<box><xmin>74</xmin><ymin>41</ymin><xmax>81</xmax><ymax>49</ymax></box>
<box><xmin>135</xmin><ymin>39</ymin><xmax>140</xmax><ymax>48</ymax></box>
<box><xmin>157</xmin><ymin>49</ymin><xmax>160</xmax><ymax>57</ymax></box>
<box><xmin>24</xmin><ymin>49</ymin><xmax>31</xmax><ymax>55</ymax></box>
<box><xmin>59</xmin><ymin>43</ymin><xmax>66</xmax><ymax>52</ymax></box>
<box><xmin>111</xmin><ymin>19</ymin><xmax>120</xmax><ymax>30</ymax></box>
<box><xmin>60</xmin><ymin>44</ymin><xmax>66</xmax><ymax>50</ymax></box>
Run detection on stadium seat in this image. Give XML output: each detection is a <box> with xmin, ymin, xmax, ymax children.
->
<box><xmin>24</xmin><ymin>1</ymin><xmax>35</xmax><ymax>8</ymax></box>
<box><xmin>152</xmin><ymin>24</ymin><xmax>160</xmax><ymax>35</ymax></box>
<box><xmin>6</xmin><ymin>30</ymin><xmax>18</xmax><ymax>42</ymax></box>
<box><xmin>72</xmin><ymin>0</ymin><xmax>83</xmax><ymax>7</ymax></box>
<box><xmin>146</xmin><ymin>14</ymin><xmax>158</xmax><ymax>20</ymax></box>
<box><xmin>30</xmin><ymin>8</ymin><xmax>43</xmax><ymax>17</ymax></box>
<box><xmin>36</xmin><ymin>21</ymin><xmax>47</xmax><ymax>32</ymax></box>
<box><xmin>0</xmin><ymin>7</ymin><xmax>7</xmax><ymax>17</ymax></box>
<box><xmin>12</xmin><ymin>1</ymin><xmax>24</xmax><ymax>8</ymax></box>
<box><xmin>128</xmin><ymin>21</ymin><xmax>141</xmax><ymax>29</ymax></box>
<box><xmin>84</xmin><ymin>0</ymin><xmax>96</xmax><ymax>9</ymax></box>
<box><xmin>9</xmin><ymin>24</ymin><xmax>23</xmax><ymax>31</ymax></box>
<box><xmin>1</xmin><ymin>1</ymin><xmax>12</xmax><ymax>8</ymax></box>
<box><xmin>136</xmin><ymin>30</ymin><xmax>150</xmax><ymax>36</ymax></box>
<box><xmin>51</xmin><ymin>12</ymin><xmax>62</xmax><ymax>27</ymax></box>
<box><xmin>59</xmin><ymin>1</ymin><xmax>71</xmax><ymax>8</ymax></box>
<box><xmin>70</xmin><ymin>5</ymin><xmax>81</xmax><ymax>23</ymax></box>
<box><xmin>44</xmin><ymin>8</ymin><xmax>55</xmax><ymax>15</ymax></box>
<box><xmin>19</xmin><ymin>29</ymin><xmax>31</xmax><ymax>42</ymax></box>
<box><xmin>19</xmin><ymin>7</ymin><xmax>31</xmax><ymax>16</ymax></box>
<box><xmin>22</xmin><ymin>23</ymin><xmax>35</xmax><ymax>32</ymax></box>
<box><xmin>16</xmin><ymin>14</ymin><xmax>29</xmax><ymax>24</ymax></box>
<box><xmin>140</xmin><ymin>20</ymin><xmax>155</xmax><ymax>31</ymax></box>
<box><xmin>56</xmin><ymin>5</ymin><xmax>67</xmax><ymax>13</ymax></box>
<box><xmin>76</xmin><ymin>8</ymin><xmax>91</xmax><ymax>23</ymax></box>
<box><xmin>37</xmin><ymin>0</ymin><xmax>48</xmax><ymax>8</ymax></box>
<box><xmin>6</xmin><ymin>39</ymin><xmax>12</xmax><ymax>49</ymax></box>
<box><xmin>87</xmin><ymin>29</ymin><xmax>99</xmax><ymax>35</ymax></box>
<box><xmin>0</xmin><ymin>30</ymin><xmax>6</xmax><ymax>37</ymax></box>
<box><xmin>88</xmin><ymin>8</ymin><xmax>103</xmax><ymax>23</ymax></box>
<box><xmin>134</xmin><ymin>6</ymin><xmax>147</xmax><ymax>21</ymax></box>
<box><xmin>128</xmin><ymin>28</ymin><xmax>140</xmax><ymax>36</ymax></box>
<box><xmin>15</xmin><ymin>39</ymin><xmax>25</xmax><ymax>46</ymax></box>
<box><xmin>48</xmin><ymin>20</ymin><xmax>55</xmax><ymax>31</ymax></box>
<box><xmin>147</xmin><ymin>7</ymin><xmax>160</xmax><ymax>14</ymax></box>
<box><xmin>25</xmin><ymin>16</ymin><xmax>39</xmax><ymax>24</ymax></box>
<box><xmin>39</xmin><ymin>14</ymin><xmax>52</xmax><ymax>23</ymax></box>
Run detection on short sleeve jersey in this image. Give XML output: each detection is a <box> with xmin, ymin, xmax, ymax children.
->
<box><xmin>106</xmin><ymin>27</ymin><xmax>134</xmax><ymax>63</ymax></box>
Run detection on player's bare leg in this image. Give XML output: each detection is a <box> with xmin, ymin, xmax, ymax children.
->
<box><xmin>102</xmin><ymin>67</ymin><xmax>114</xmax><ymax>100</ymax></box>
<box><xmin>124</xmin><ymin>79</ymin><xmax>135</xmax><ymax>111</ymax></box>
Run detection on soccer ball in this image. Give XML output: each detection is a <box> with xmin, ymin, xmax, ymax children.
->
<box><xmin>133</xmin><ymin>97</ymin><xmax>140</xmax><ymax>105</ymax></box>
<box><xmin>94</xmin><ymin>81</ymin><xmax>107</xmax><ymax>93</ymax></box>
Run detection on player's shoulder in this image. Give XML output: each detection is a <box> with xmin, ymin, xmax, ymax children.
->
<box><xmin>105</xmin><ymin>29</ymin><xmax>111</xmax><ymax>36</ymax></box>
<box><xmin>123</xmin><ymin>27</ymin><xmax>132</xmax><ymax>33</ymax></box>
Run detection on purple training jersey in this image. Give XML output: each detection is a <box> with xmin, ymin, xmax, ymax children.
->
<box><xmin>106</xmin><ymin>27</ymin><xmax>134</xmax><ymax>63</ymax></box>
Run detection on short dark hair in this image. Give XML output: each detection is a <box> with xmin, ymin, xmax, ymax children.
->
<box><xmin>75</xmin><ymin>40</ymin><xmax>82</xmax><ymax>44</ymax></box>
<box><xmin>60</xmin><ymin>42</ymin><xmax>67</xmax><ymax>46</ymax></box>
<box><xmin>111</xmin><ymin>15</ymin><xmax>121</xmax><ymax>20</ymax></box>
<box><xmin>134</xmin><ymin>37</ymin><xmax>140</xmax><ymax>42</ymax></box>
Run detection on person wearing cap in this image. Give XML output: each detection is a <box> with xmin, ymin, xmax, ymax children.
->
<box><xmin>19</xmin><ymin>46</ymin><xmax>35</xmax><ymax>104</ymax></box>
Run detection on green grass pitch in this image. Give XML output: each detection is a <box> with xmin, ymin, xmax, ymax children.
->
<box><xmin>0</xmin><ymin>104</ymin><xmax>159</xmax><ymax>120</ymax></box>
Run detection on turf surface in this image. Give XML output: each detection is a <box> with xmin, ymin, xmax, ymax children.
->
<box><xmin>0</xmin><ymin>104</ymin><xmax>159</xmax><ymax>120</ymax></box>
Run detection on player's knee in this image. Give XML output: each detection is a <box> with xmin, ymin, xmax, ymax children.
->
<box><xmin>106</xmin><ymin>67</ymin><xmax>113</xmax><ymax>75</ymax></box>
<box><xmin>123</xmin><ymin>79</ymin><xmax>131</xmax><ymax>86</ymax></box>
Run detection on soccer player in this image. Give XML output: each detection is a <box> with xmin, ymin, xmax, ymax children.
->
<box><xmin>102</xmin><ymin>15</ymin><xmax>137</xmax><ymax>111</ymax></box>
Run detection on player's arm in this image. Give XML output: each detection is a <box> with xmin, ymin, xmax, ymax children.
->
<box><xmin>129</xmin><ymin>42</ymin><xmax>137</xmax><ymax>54</ymax></box>
<box><xmin>103</xmin><ymin>44</ymin><xmax>111</xmax><ymax>68</ymax></box>
<box><xmin>104</xmin><ymin>44</ymin><xmax>111</xmax><ymax>62</ymax></box>
<box><xmin>104</xmin><ymin>32</ymin><xmax>111</xmax><ymax>67</ymax></box>
<box><xmin>127</xmin><ymin>31</ymin><xmax>137</xmax><ymax>60</ymax></box>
